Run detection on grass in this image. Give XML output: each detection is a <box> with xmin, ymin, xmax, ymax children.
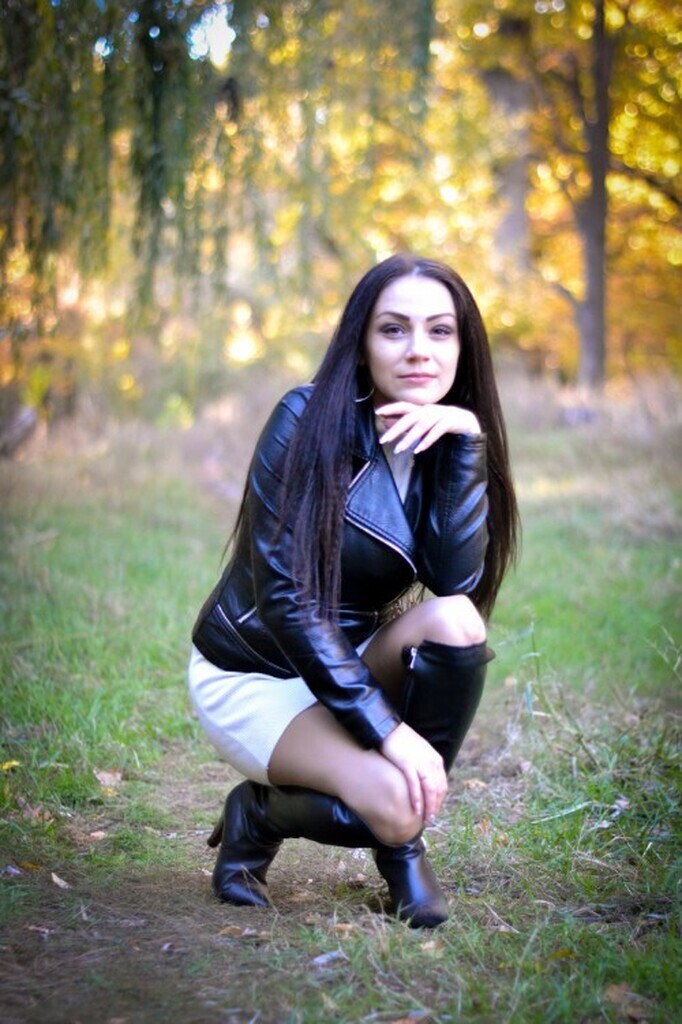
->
<box><xmin>0</xmin><ymin>373</ymin><xmax>680</xmax><ymax>1023</ymax></box>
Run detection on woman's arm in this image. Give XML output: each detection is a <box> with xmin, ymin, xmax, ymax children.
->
<box><xmin>377</xmin><ymin>401</ymin><xmax>489</xmax><ymax>597</ymax></box>
<box><xmin>248</xmin><ymin>390</ymin><xmax>401</xmax><ymax>749</ymax></box>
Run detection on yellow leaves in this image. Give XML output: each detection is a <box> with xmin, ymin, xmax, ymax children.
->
<box><xmin>110</xmin><ymin>337</ymin><xmax>130</xmax><ymax>361</ymax></box>
<box><xmin>1</xmin><ymin>760</ymin><xmax>21</xmax><ymax>772</ymax></box>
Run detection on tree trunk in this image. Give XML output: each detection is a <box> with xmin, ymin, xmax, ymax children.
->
<box><xmin>483</xmin><ymin>67</ymin><xmax>533</xmax><ymax>268</ymax></box>
<box><xmin>575</xmin><ymin>0</ymin><xmax>611</xmax><ymax>389</ymax></box>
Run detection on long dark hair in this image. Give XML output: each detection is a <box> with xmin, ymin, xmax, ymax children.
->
<box><xmin>247</xmin><ymin>254</ymin><xmax>518</xmax><ymax>620</ymax></box>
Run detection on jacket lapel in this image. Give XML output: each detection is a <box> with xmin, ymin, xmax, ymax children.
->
<box><xmin>346</xmin><ymin>398</ymin><xmax>417</xmax><ymax>568</ymax></box>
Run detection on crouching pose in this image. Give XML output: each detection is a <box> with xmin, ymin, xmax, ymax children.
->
<box><xmin>189</xmin><ymin>253</ymin><xmax>519</xmax><ymax>928</ymax></box>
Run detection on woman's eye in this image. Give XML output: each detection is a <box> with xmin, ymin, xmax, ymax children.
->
<box><xmin>381</xmin><ymin>323</ymin><xmax>404</xmax><ymax>337</ymax></box>
<box><xmin>431</xmin><ymin>324</ymin><xmax>453</xmax><ymax>337</ymax></box>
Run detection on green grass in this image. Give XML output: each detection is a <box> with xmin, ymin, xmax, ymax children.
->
<box><xmin>0</xmin><ymin>382</ymin><xmax>680</xmax><ymax>1022</ymax></box>
<box><xmin>0</xmin><ymin>437</ymin><xmax>221</xmax><ymax>816</ymax></box>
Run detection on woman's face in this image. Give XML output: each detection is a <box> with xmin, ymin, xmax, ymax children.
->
<box><xmin>363</xmin><ymin>274</ymin><xmax>460</xmax><ymax>408</ymax></box>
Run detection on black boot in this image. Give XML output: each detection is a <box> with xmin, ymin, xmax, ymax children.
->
<box><xmin>207</xmin><ymin>780</ymin><xmax>282</xmax><ymax>908</ymax></box>
<box><xmin>208</xmin><ymin>780</ymin><xmax>447</xmax><ymax>928</ymax></box>
<box><xmin>401</xmin><ymin>639</ymin><xmax>494</xmax><ymax>772</ymax></box>
<box><xmin>371</xmin><ymin>640</ymin><xmax>494</xmax><ymax>924</ymax></box>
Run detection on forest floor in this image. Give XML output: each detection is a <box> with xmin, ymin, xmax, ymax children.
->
<box><xmin>1</xmin><ymin>367</ymin><xmax>680</xmax><ymax>1023</ymax></box>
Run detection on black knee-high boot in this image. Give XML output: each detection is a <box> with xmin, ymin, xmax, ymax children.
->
<box><xmin>208</xmin><ymin>780</ymin><xmax>448</xmax><ymax>928</ymax></box>
<box><xmin>400</xmin><ymin>639</ymin><xmax>494</xmax><ymax>772</ymax></box>
<box><xmin>373</xmin><ymin>639</ymin><xmax>494</xmax><ymax>919</ymax></box>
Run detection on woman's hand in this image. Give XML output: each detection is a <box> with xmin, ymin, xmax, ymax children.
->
<box><xmin>377</xmin><ymin>401</ymin><xmax>481</xmax><ymax>455</ymax></box>
<box><xmin>380</xmin><ymin>722</ymin><xmax>448</xmax><ymax>825</ymax></box>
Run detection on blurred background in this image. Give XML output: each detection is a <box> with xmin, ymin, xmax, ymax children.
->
<box><xmin>0</xmin><ymin>0</ymin><xmax>679</xmax><ymax>445</ymax></box>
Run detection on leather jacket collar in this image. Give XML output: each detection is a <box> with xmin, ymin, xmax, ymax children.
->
<box><xmin>347</xmin><ymin>395</ymin><xmax>418</xmax><ymax>571</ymax></box>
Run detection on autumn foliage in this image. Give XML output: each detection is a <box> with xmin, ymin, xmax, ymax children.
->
<box><xmin>0</xmin><ymin>0</ymin><xmax>679</xmax><ymax>428</ymax></box>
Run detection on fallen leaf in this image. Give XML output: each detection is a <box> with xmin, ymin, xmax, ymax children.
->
<box><xmin>51</xmin><ymin>872</ymin><xmax>70</xmax><ymax>889</ymax></box>
<box><xmin>27</xmin><ymin>925</ymin><xmax>52</xmax><ymax>939</ymax></box>
<box><xmin>312</xmin><ymin>949</ymin><xmax>348</xmax><ymax>967</ymax></box>
<box><xmin>388</xmin><ymin>1017</ymin><xmax>432</xmax><ymax>1024</ymax></box>
<box><xmin>161</xmin><ymin>942</ymin><xmax>173</xmax><ymax>953</ymax></box>
<box><xmin>1</xmin><ymin>760</ymin><xmax>21</xmax><ymax>772</ymax></box>
<box><xmin>16</xmin><ymin>797</ymin><xmax>53</xmax><ymax>823</ymax></box>
<box><xmin>420</xmin><ymin>938</ymin><xmax>445</xmax><ymax>954</ymax></box>
<box><xmin>548</xmin><ymin>948</ymin><xmax>575</xmax><ymax>961</ymax></box>
<box><xmin>612</xmin><ymin>796</ymin><xmax>631</xmax><ymax>814</ymax></box>
<box><xmin>463</xmin><ymin>778</ymin><xmax>488</xmax><ymax>790</ymax></box>
<box><xmin>1</xmin><ymin>864</ymin><xmax>22</xmax><ymax>877</ymax></box>
<box><xmin>217</xmin><ymin>925</ymin><xmax>269</xmax><ymax>940</ymax></box>
<box><xmin>331</xmin><ymin>923</ymin><xmax>355</xmax><ymax>936</ymax></box>
<box><xmin>93</xmin><ymin>768</ymin><xmax>123</xmax><ymax>795</ymax></box>
<box><xmin>86</xmin><ymin>830</ymin><xmax>107</xmax><ymax>842</ymax></box>
<box><xmin>603</xmin><ymin>982</ymin><xmax>652</xmax><ymax>1021</ymax></box>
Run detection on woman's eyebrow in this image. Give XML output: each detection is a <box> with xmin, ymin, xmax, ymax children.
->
<box><xmin>374</xmin><ymin>310</ymin><xmax>456</xmax><ymax>321</ymax></box>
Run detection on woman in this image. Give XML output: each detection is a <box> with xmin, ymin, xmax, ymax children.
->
<box><xmin>190</xmin><ymin>253</ymin><xmax>519</xmax><ymax>928</ymax></box>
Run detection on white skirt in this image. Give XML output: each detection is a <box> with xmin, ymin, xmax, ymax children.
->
<box><xmin>188</xmin><ymin>638</ymin><xmax>374</xmax><ymax>785</ymax></box>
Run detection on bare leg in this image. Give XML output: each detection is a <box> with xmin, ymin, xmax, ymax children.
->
<box><xmin>268</xmin><ymin>595</ymin><xmax>486</xmax><ymax>844</ymax></box>
<box><xmin>363</xmin><ymin>593</ymin><xmax>487</xmax><ymax>698</ymax></box>
<box><xmin>268</xmin><ymin>703</ymin><xmax>420</xmax><ymax>845</ymax></box>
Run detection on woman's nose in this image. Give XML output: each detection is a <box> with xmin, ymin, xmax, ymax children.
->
<box><xmin>406</xmin><ymin>326</ymin><xmax>430</xmax><ymax>357</ymax></box>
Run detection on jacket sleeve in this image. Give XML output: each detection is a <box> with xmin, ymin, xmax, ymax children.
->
<box><xmin>248</xmin><ymin>391</ymin><xmax>401</xmax><ymax>749</ymax></box>
<box><xmin>415</xmin><ymin>432</ymin><xmax>489</xmax><ymax>597</ymax></box>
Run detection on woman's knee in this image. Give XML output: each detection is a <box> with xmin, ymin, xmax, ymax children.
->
<box><xmin>422</xmin><ymin>594</ymin><xmax>486</xmax><ymax>648</ymax></box>
<box><xmin>349</xmin><ymin>769</ymin><xmax>421</xmax><ymax>846</ymax></box>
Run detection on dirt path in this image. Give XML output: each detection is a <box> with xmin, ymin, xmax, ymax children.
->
<box><xmin>1</xmin><ymin>711</ymin><xmax>520</xmax><ymax>1024</ymax></box>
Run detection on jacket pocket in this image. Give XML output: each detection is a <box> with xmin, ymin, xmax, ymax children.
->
<box><xmin>214</xmin><ymin>604</ymin><xmax>293</xmax><ymax>676</ymax></box>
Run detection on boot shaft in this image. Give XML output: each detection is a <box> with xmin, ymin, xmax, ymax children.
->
<box><xmin>401</xmin><ymin>639</ymin><xmax>493</xmax><ymax>772</ymax></box>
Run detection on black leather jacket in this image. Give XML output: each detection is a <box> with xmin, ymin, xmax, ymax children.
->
<box><xmin>192</xmin><ymin>385</ymin><xmax>489</xmax><ymax>750</ymax></box>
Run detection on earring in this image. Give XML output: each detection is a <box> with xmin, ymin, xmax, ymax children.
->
<box><xmin>354</xmin><ymin>384</ymin><xmax>375</xmax><ymax>403</ymax></box>
<box><xmin>355</xmin><ymin>364</ymin><xmax>375</xmax><ymax>403</ymax></box>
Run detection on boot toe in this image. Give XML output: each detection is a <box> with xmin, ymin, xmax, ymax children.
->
<box><xmin>375</xmin><ymin>841</ymin><xmax>449</xmax><ymax>928</ymax></box>
<box><xmin>395</xmin><ymin>896</ymin><xmax>449</xmax><ymax>929</ymax></box>
<box><xmin>213</xmin><ymin>867</ymin><xmax>272</xmax><ymax>908</ymax></box>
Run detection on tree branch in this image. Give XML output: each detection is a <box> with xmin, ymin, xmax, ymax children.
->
<box><xmin>609</xmin><ymin>157</ymin><xmax>682</xmax><ymax>211</ymax></box>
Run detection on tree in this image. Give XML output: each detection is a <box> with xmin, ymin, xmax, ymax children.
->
<box><xmin>1</xmin><ymin>0</ymin><xmax>678</xmax><ymax>426</ymax></box>
<box><xmin>459</xmin><ymin>0</ymin><xmax>681</xmax><ymax>388</ymax></box>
